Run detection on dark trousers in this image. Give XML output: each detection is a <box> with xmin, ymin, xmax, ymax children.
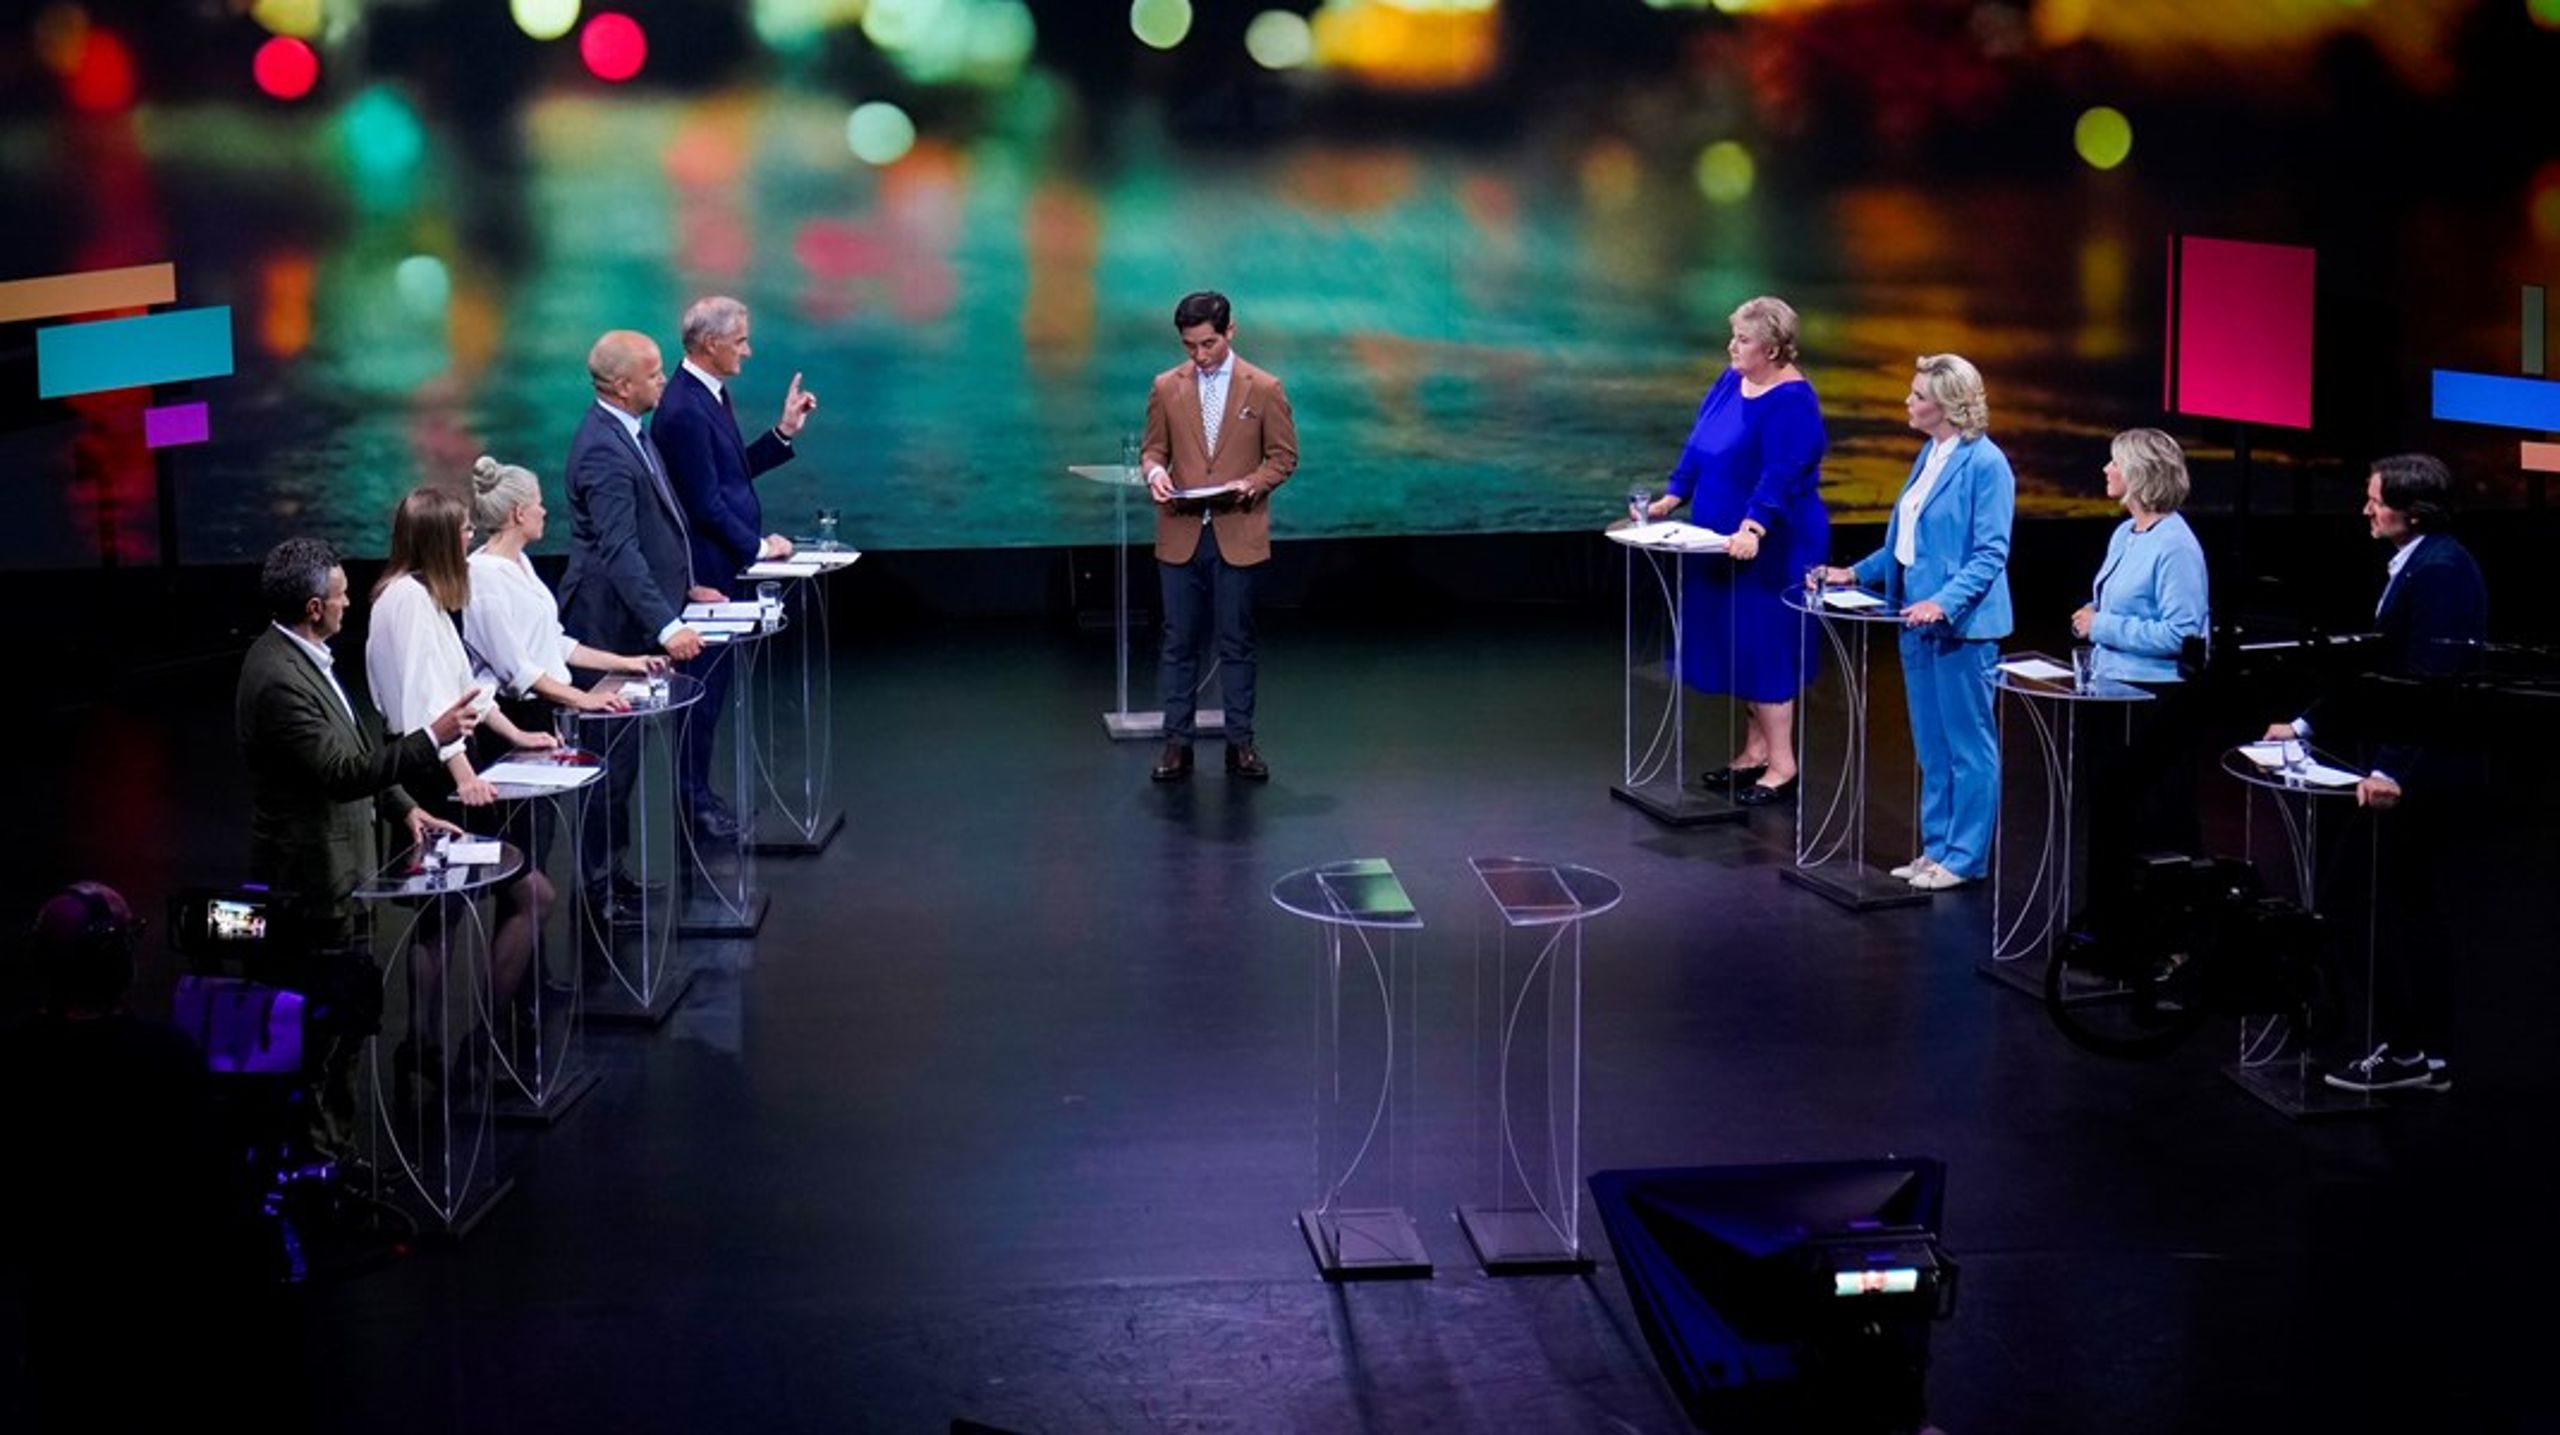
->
<box><xmin>678</xmin><ymin>643</ymin><xmax>734</xmax><ymax>817</ymax></box>
<box><xmin>1158</xmin><ymin>523</ymin><xmax>1259</xmax><ymax>745</ymax></box>
<box><xmin>2078</xmin><ymin>678</ymin><xmax>2201</xmax><ymax>933</ymax></box>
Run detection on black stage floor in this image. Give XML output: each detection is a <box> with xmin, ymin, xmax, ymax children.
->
<box><xmin>9</xmin><ymin>606</ymin><xmax>2554</xmax><ymax>1433</ymax></box>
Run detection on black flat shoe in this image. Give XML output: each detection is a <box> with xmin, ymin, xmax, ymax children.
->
<box><xmin>1733</xmin><ymin>777</ymin><xmax>1798</xmax><ymax>807</ymax></box>
<box><xmin>1700</xmin><ymin>762</ymin><xmax>1769</xmax><ymax>787</ymax></box>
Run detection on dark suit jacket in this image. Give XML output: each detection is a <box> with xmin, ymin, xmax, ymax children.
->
<box><xmin>656</xmin><ymin>365</ymin><xmax>794</xmax><ymax>588</ymax></box>
<box><xmin>1141</xmin><ymin>356</ymin><xmax>1297</xmax><ymax>566</ymax></box>
<box><xmin>559</xmin><ymin>401</ymin><xmax>695</xmax><ymax>658</ymax></box>
<box><xmin>2315</xmin><ymin>534</ymin><xmax>2489</xmax><ymax>794</ymax></box>
<box><xmin>235</xmin><ymin>627</ymin><xmax>435</xmax><ymax>937</ymax></box>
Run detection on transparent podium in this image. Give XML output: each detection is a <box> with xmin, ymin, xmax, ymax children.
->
<box><xmin>1607</xmin><ymin>520</ymin><xmax>1745</xmax><ymax>826</ymax></box>
<box><xmin>1983</xmin><ymin>654</ymin><xmax>2155</xmax><ymax>998</ymax></box>
<box><xmin>1270</xmin><ymin>858</ymin><xmax>1430</xmax><ymax>1280</ymax></box>
<box><xmin>1781</xmin><ymin>585</ymin><xmax>1926</xmax><ymax>911</ymax></box>
<box><xmin>748</xmin><ymin>548</ymin><xmax>859</xmax><ymax>856</ymax></box>
<box><xmin>2217</xmin><ymin>743</ymin><xmax>2384</xmax><ymax>1119</ymax></box>
<box><xmin>1459</xmin><ymin>856</ymin><xmax>1623</xmax><ymax>1275</ymax></box>
<box><xmin>479</xmin><ymin>753</ymin><xmax>606</xmax><ymax>1125</ymax></box>
<box><xmin>578</xmin><ymin>671</ymin><xmax>703</xmax><ymax>1027</ymax></box>
<box><xmin>353</xmin><ymin>836</ymin><xmax>526</xmax><ymax>1237</ymax></box>
<box><xmin>678</xmin><ymin>618</ymin><xmax>773</xmax><ymax>939</ymax></box>
<box><xmin>1068</xmin><ymin>461</ymin><xmax>1223</xmax><ymax>741</ymax></box>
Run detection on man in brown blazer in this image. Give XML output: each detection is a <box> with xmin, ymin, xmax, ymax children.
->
<box><xmin>1140</xmin><ymin>290</ymin><xmax>1298</xmax><ymax>781</ymax></box>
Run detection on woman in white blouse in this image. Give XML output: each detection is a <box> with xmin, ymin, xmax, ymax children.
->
<box><xmin>366</xmin><ymin>485</ymin><xmax>555</xmax><ymax>1024</ymax></box>
<box><xmin>461</xmin><ymin>455</ymin><xmax>659</xmax><ymax>724</ymax></box>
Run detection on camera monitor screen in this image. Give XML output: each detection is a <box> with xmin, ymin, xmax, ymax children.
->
<box><xmin>206</xmin><ymin>898</ymin><xmax>268</xmax><ymax>942</ymax></box>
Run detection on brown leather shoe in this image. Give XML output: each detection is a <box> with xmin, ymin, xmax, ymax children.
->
<box><xmin>1225</xmin><ymin>743</ymin><xmax>1269</xmax><ymax>781</ymax></box>
<box><xmin>1151</xmin><ymin>743</ymin><xmax>1194</xmax><ymax>782</ymax></box>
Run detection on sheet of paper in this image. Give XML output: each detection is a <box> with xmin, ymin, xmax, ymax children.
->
<box><xmin>798</xmin><ymin>549</ymin><xmax>861</xmax><ymax>568</ymax></box>
<box><xmin>1607</xmin><ymin>521</ymin><xmax>1729</xmax><ymax>551</ymax></box>
<box><xmin>1822</xmin><ymin>589</ymin><xmax>1886</xmax><ymax>611</ymax></box>
<box><xmin>2237</xmin><ymin>742</ymin><xmax>2287</xmax><ymax>769</ymax></box>
<box><xmin>1173</xmin><ymin>484</ymin><xmax>1239</xmax><ymax>501</ymax></box>
<box><xmin>445</xmin><ymin>839</ymin><xmax>504</xmax><ymax>866</ymax></box>
<box><xmin>481</xmin><ymin>761</ymin><xmax>600</xmax><ymax>790</ymax></box>
<box><xmin>743</xmin><ymin>560</ymin><xmax>822</xmax><ymax>578</ymax></box>
<box><xmin>690</xmin><ymin>619</ymin><xmax>759</xmax><ymax>635</ymax></box>
<box><xmin>1997</xmin><ymin>658</ymin><xmax>2074</xmax><ymax>682</ymax></box>
<box><xmin>684</xmin><ymin>601</ymin><xmax>765</xmax><ymax>621</ymax></box>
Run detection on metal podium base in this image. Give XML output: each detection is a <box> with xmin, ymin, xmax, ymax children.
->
<box><xmin>494</xmin><ymin>1065</ymin><xmax>603</xmax><ymax>1128</ymax></box>
<box><xmin>1781</xmin><ymin>864</ymin><xmax>1929</xmax><ymax>912</ymax></box>
<box><xmin>1299</xmin><ymin>1207</ymin><xmax>1432</xmax><ymax>1281</ymax></box>
<box><xmin>680</xmin><ymin>890</ymin><xmax>769</xmax><ymax>939</ymax></box>
<box><xmin>588</xmin><ymin>964</ymin><xmax>700</xmax><ymax>1029</ymax></box>
<box><xmin>1457</xmin><ymin>1205</ymin><xmax>1594</xmax><ymax>1276</ymax></box>
<box><xmin>749</xmin><ymin>809</ymin><xmax>843</xmax><ymax>857</ymax></box>
<box><xmin>1610</xmin><ymin>782</ymin><xmax>1746</xmax><ymax>827</ymax></box>
<box><xmin>2224</xmin><ymin>1057</ymin><xmax>2387</xmax><ymax>1120</ymax></box>
<box><xmin>1104</xmin><ymin>708</ymin><xmax>1226</xmax><ymax>741</ymax></box>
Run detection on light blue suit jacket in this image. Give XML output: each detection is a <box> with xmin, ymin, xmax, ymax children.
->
<box><xmin>1850</xmin><ymin>434</ymin><xmax>2015</xmax><ymax>642</ymax></box>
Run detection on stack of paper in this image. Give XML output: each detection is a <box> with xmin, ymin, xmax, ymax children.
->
<box><xmin>1997</xmin><ymin>657</ymin><xmax>2074</xmax><ymax>683</ymax></box>
<box><xmin>1607</xmin><ymin>521</ymin><xmax>1729</xmax><ymax>552</ymax></box>
<box><xmin>744</xmin><ymin>559</ymin><xmax>822</xmax><ymax>578</ymax></box>
<box><xmin>799</xmin><ymin>549</ymin><xmax>861</xmax><ymax>569</ymax></box>
<box><xmin>1822</xmin><ymin>589</ymin><xmax>1887</xmax><ymax>611</ymax></box>
<box><xmin>482</xmin><ymin>760</ymin><xmax>601</xmax><ymax>791</ymax></box>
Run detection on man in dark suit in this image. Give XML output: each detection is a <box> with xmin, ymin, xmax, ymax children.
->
<box><xmin>654</xmin><ymin>295</ymin><xmax>820</xmax><ymax>839</ymax></box>
<box><xmin>2265</xmin><ymin>453</ymin><xmax>2488</xmax><ymax>1095</ymax></box>
<box><xmin>237</xmin><ymin>538</ymin><xmax>475</xmax><ymax>1154</ymax></box>
<box><xmin>1139</xmin><ymin>290</ymin><xmax>1298</xmax><ymax>783</ymax></box>
<box><xmin>236</xmin><ymin>537</ymin><xmax>475</xmax><ymax>943</ymax></box>
<box><xmin>558</xmin><ymin>330</ymin><xmax>710</xmax><ymax>914</ymax></box>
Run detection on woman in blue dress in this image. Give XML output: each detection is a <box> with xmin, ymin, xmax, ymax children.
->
<box><xmin>1643</xmin><ymin>295</ymin><xmax>1830</xmax><ymax>807</ymax></box>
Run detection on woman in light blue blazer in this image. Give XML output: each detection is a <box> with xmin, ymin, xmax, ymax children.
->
<box><xmin>1812</xmin><ymin>354</ymin><xmax>2014</xmax><ymax>890</ymax></box>
<box><xmin>2068</xmin><ymin>428</ymin><xmax>2209</xmax><ymax>939</ymax></box>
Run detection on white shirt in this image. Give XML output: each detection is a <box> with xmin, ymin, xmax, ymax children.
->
<box><xmin>2377</xmin><ymin>533</ymin><xmax>2426</xmax><ymax>618</ymax></box>
<box><xmin>365</xmin><ymin>575</ymin><xmax>495</xmax><ymax>762</ymax></box>
<box><xmin>272</xmin><ymin>622</ymin><xmax>358</xmax><ymax>729</ymax></box>
<box><xmin>465</xmin><ymin>550</ymin><xmax>580</xmax><ymax>697</ymax></box>
<box><xmin>681</xmin><ymin>356</ymin><xmax>726</xmax><ymax>403</ymax></box>
<box><xmin>1894</xmin><ymin>436</ymin><xmax>1959</xmax><ymax>567</ymax></box>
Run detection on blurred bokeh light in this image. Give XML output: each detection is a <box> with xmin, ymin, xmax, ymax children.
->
<box><xmin>1694</xmin><ymin>141</ymin><xmax>1755</xmax><ymax>204</ymax></box>
<box><xmin>1246</xmin><ymin>10</ymin><xmax>1315</xmax><ymax>70</ymax></box>
<box><xmin>1131</xmin><ymin>0</ymin><xmax>1194</xmax><ymax>51</ymax></box>
<box><xmin>847</xmin><ymin>101</ymin><xmax>919</xmax><ymax>166</ymax></box>
<box><xmin>1311</xmin><ymin>0</ymin><xmax>1500</xmax><ymax>91</ymax></box>
<box><xmin>252</xmin><ymin>36</ymin><xmax>319</xmax><ymax>103</ymax></box>
<box><xmin>512</xmin><ymin>0</ymin><xmax>583</xmax><ymax>43</ymax></box>
<box><xmin>580</xmin><ymin>12</ymin><xmax>648</xmax><ymax>83</ymax></box>
<box><xmin>2074</xmin><ymin>106</ymin><xmax>2133</xmax><ymax>170</ymax></box>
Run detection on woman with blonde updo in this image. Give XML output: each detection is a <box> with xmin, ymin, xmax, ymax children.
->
<box><xmin>462</xmin><ymin>454</ymin><xmax>660</xmax><ymax>727</ymax></box>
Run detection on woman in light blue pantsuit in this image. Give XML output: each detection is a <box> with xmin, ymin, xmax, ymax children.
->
<box><xmin>1813</xmin><ymin>354</ymin><xmax>2015</xmax><ymax>889</ymax></box>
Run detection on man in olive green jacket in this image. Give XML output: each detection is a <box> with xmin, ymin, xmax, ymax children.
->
<box><xmin>235</xmin><ymin>537</ymin><xmax>476</xmax><ymax>944</ymax></box>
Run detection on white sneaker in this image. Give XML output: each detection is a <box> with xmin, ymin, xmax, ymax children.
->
<box><xmin>1910</xmin><ymin>865</ymin><xmax>1971</xmax><ymax>891</ymax></box>
<box><xmin>1888</xmin><ymin>856</ymin><xmax>1938</xmax><ymax>881</ymax></box>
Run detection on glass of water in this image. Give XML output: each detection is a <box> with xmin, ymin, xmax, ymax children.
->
<box><xmin>552</xmin><ymin>706</ymin><xmax>580</xmax><ymax>759</ymax></box>
<box><xmin>815</xmin><ymin>507</ymin><xmax>840</xmax><ymax>552</ymax></box>
<box><xmin>1626</xmin><ymin>487</ymin><xmax>1652</xmax><ymax>525</ymax></box>
<box><xmin>2070</xmin><ymin>645</ymin><xmax>2095</xmax><ymax>692</ymax></box>
<box><xmin>757</xmin><ymin>579</ymin><xmax>782</xmax><ymax>632</ymax></box>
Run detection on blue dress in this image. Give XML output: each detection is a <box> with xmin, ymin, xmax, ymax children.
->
<box><xmin>1665</xmin><ymin>369</ymin><xmax>1830</xmax><ymax>701</ymax></box>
